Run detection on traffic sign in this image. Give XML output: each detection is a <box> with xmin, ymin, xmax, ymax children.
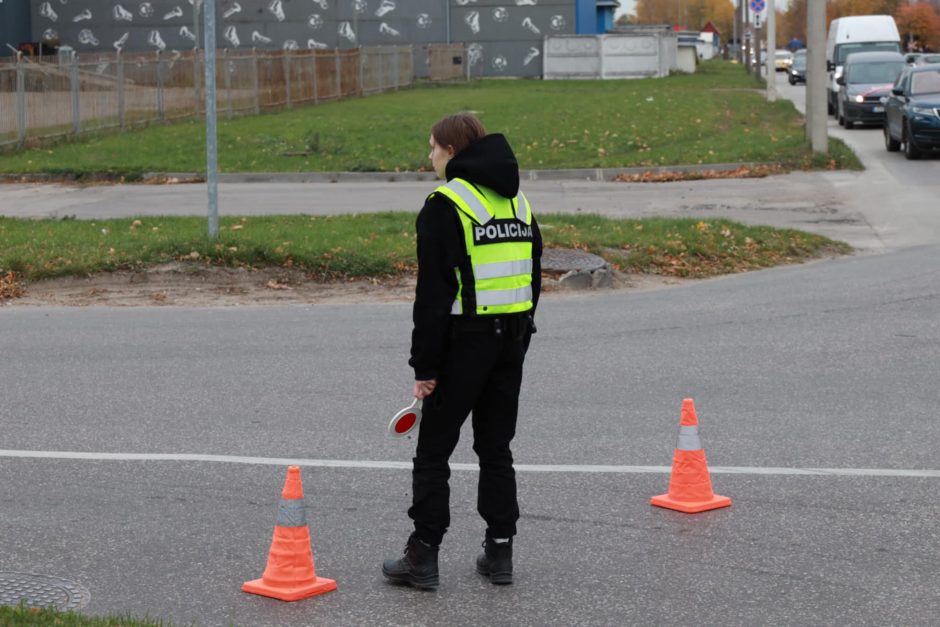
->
<box><xmin>750</xmin><ymin>0</ymin><xmax>766</xmax><ymax>12</ymax></box>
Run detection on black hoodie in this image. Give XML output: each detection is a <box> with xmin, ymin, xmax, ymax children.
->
<box><xmin>409</xmin><ymin>133</ymin><xmax>543</xmax><ymax>381</ymax></box>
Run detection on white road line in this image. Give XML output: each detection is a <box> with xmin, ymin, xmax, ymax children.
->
<box><xmin>1</xmin><ymin>449</ymin><xmax>939</xmax><ymax>478</ymax></box>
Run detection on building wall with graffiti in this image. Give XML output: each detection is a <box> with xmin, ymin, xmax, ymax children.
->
<box><xmin>29</xmin><ymin>0</ymin><xmax>581</xmax><ymax>76</ymax></box>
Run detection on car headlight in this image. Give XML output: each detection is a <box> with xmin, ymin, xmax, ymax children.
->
<box><xmin>854</xmin><ymin>95</ymin><xmax>865</xmax><ymax>103</ymax></box>
<box><xmin>911</xmin><ymin>106</ymin><xmax>935</xmax><ymax>116</ymax></box>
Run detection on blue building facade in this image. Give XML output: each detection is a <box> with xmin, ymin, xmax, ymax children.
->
<box><xmin>575</xmin><ymin>0</ymin><xmax>619</xmax><ymax>35</ymax></box>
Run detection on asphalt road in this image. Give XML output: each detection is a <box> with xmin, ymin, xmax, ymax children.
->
<box><xmin>2</xmin><ymin>71</ymin><xmax>939</xmax><ymax>626</ymax></box>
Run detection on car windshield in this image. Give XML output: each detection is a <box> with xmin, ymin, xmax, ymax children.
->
<box><xmin>792</xmin><ymin>56</ymin><xmax>807</xmax><ymax>69</ymax></box>
<box><xmin>911</xmin><ymin>69</ymin><xmax>940</xmax><ymax>95</ymax></box>
<box><xmin>848</xmin><ymin>61</ymin><xmax>904</xmax><ymax>84</ymax></box>
<box><xmin>836</xmin><ymin>42</ymin><xmax>901</xmax><ymax>64</ymax></box>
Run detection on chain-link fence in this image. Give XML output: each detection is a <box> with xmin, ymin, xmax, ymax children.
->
<box><xmin>0</xmin><ymin>44</ymin><xmax>441</xmax><ymax>149</ymax></box>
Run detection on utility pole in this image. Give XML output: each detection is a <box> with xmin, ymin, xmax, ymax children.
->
<box><xmin>203</xmin><ymin>0</ymin><xmax>219</xmax><ymax>237</ymax></box>
<box><xmin>767</xmin><ymin>0</ymin><xmax>776</xmax><ymax>102</ymax></box>
<box><xmin>806</xmin><ymin>0</ymin><xmax>827</xmax><ymax>153</ymax></box>
<box><xmin>744</xmin><ymin>1</ymin><xmax>751</xmax><ymax>74</ymax></box>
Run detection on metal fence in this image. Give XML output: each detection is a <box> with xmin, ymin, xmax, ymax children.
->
<box><xmin>0</xmin><ymin>44</ymin><xmax>437</xmax><ymax>149</ymax></box>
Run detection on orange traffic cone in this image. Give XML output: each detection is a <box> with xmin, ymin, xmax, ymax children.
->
<box><xmin>651</xmin><ymin>399</ymin><xmax>731</xmax><ymax>514</ymax></box>
<box><xmin>243</xmin><ymin>466</ymin><xmax>336</xmax><ymax>601</ymax></box>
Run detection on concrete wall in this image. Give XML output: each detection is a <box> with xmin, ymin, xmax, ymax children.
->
<box><xmin>677</xmin><ymin>44</ymin><xmax>696</xmax><ymax>73</ymax></box>
<box><xmin>27</xmin><ymin>0</ymin><xmax>580</xmax><ymax>77</ymax></box>
<box><xmin>543</xmin><ymin>32</ymin><xmax>678</xmax><ymax>80</ymax></box>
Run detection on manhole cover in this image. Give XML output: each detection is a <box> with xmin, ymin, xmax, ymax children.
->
<box><xmin>542</xmin><ymin>248</ymin><xmax>607</xmax><ymax>274</ymax></box>
<box><xmin>0</xmin><ymin>573</ymin><xmax>90</xmax><ymax>611</ymax></box>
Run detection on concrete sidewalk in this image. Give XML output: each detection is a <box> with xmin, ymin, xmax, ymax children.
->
<box><xmin>0</xmin><ymin>169</ymin><xmax>884</xmax><ymax>252</ymax></box>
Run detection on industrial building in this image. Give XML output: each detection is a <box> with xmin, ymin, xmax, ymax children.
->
<box><xmin>1</xmin><ymin>0</ymin><xmax>620</xmax><ymax>76</ymax></box>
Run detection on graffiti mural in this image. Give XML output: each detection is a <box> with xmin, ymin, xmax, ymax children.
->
<box><xmin>28</xmin><ymin>0</ymin><xmax>577</xmax><ymax>76</ymax></box>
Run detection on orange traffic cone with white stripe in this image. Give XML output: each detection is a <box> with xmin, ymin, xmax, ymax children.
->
<box><xmin>243</xmin><ymin>466</ymin><xmax>337</xmax><ymax>601</ymax></box>
<box><xmin>651</xmin><ymin>399</ymin><xmax>731</xmax><ymax>513</ymax></box>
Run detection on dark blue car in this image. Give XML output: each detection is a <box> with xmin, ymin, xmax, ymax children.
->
<box><xmin>883</xmin><ymin>64</ymin><xmax>940</xmax><ymax>159</ymax></box>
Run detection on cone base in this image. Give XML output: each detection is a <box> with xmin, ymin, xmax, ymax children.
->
<box><xmin>650</xmin><ymin>493</ymin><xmax>732</xmax><ymax>513</ymax></box>
<box><xmin>242</xmin><ymin>576</ymin><xmax>337</xmax><ymax>602</ymax></box>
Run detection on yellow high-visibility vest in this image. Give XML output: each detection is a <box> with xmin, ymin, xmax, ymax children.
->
<box><xmin>432</xmin><ymin>177</ymin><xmax>534</xmax><ymax>316</ymax></box>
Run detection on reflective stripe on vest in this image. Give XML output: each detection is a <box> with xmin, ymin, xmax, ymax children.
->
<box><xmin>440</xmin><ymin>179</ymin><xmax>492</xmax><ymax>225</ymax></box>
<box><xmin>473</xmin><ymin>259</ymin><xmax>533</xmax><ymax>280</ymax></box>
<box><xmin>434</xmin><ymin>177</ymin><xmax>534</xmax><ymax>316</ymax></box>
<box><xmin>676</xmin><ymin>425</ymin><xmax>702</xmax><ymax>451</ymax></box>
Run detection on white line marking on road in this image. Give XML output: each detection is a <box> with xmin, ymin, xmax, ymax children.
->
<box><xmin>1</xmin><ymin>449</ymin><xmax>939</xmax><ymax>478</ymax></box>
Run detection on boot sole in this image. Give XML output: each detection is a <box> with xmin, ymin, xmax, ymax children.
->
<box><xmin>382</xmin><ymin>566</ymin><xmax>439</xmax><ymax>590</ymax></box>
<box><xmin>476</xmin><ymin>563</ymin><xmax>512</xmax><ymax>585</ymax></box>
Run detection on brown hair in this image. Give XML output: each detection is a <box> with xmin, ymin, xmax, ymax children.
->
<box><xmin>431</xmin><ymin>113</ymin><xmax>486</xmax><ymax>156</ymax></box>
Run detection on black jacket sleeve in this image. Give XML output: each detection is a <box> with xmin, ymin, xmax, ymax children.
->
<box><xmin>408</xmin><ymin>195</ymin><xmax>465</xmax><ymax>381</ymax></box>
<box><xmin>530</xmin><ymin>215</ymin><xmax>543</xmax><ymax>316</ymax></box>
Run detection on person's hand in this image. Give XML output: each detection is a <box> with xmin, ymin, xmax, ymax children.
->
<box><xmin>414</xmin><ymin>379</ymin><xmax>437</xmax><ymax>400</ymax></box>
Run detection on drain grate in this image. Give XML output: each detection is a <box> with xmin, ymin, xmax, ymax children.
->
<box><xmin>0</xmin><ymin>572</ymin><xmax>90</xmax><ymax>611</ymax></box>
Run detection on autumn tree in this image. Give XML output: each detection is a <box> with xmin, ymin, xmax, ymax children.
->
<box><xmin>635</xmin><ymin>0</ymin><xmax>735</xmax><ymax>35</ymax></box>
<box><xmin>896</xmin><ymin>2</ymin><xmax>940</xmax><ymax>51</ymax></box>
<box><xmin>782</xmin><ymin>0</ymin><xmax>808</xmax><ymax>46</ymax></box>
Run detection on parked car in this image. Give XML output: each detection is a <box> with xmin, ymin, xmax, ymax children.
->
<box><xmin>789</xmin><ymin>50</ymin><xmax>807</xmax><ymax>85</ymax></box>
<box><xmin>775</xmin><ymin>50</ymin><xmax>794</xmax><ymax>72</ymax></box>
<box><xmin>836</xmin><ymin>51</ymin><xmax>905</xmax><ymax>128</ymax></box>
<box><xmin>883</xmin><ymin>64</ymin><xmax>940</xmax><ymax>159</ymax></box>
<box><xmin>905</xmin><ymin>53</ymin><xmax>923</xmax><ymax>65</ymax></box>
<box><xmin>915</xmin><ymin>53</ymin><xmax>940</xmax><ymax>66</ymax></box>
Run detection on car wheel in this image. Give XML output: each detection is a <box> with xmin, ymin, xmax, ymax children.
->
<box><xmin>789</xmin><ymin>77</ymin><xmax>795</xmax><ymax>85</ymax></box>
<box><xmin>904</xmin><ymin>121</ymin><xmax>921</xmax><ymax>160</ymax></box>
<box><xmin>837</xmin><ymin>104</ymin><xmax>845</xmax><ymax>126</ymax></box>
<box><xmin>884</xmin><ymin>124</ymin><xmax>900</xmax><ymax>152</ymax></box>
<box><xmin>845</xmin><ymin>118</ymin><xmax>854</xmax><ymax>130</ymax></box>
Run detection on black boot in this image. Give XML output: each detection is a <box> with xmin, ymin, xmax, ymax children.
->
<box><xmin>476</xmin><ymin>537</ymin><xmax>512</xmax><ymax>585</ymax></box>
<box><xmin>382</xmin><ymin>533</ymin><xmax>440</xmax><ymax>590</ymax></box>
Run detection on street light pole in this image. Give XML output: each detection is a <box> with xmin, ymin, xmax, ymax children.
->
<box><xmin>806</xmin><ymin>0</ymin><xmax>827</xmax><ymax>153</ymax></box>
<box><xmin>767</xmin><ymin>0</ymin><xmax>776</xmax><ymax>102</ymax></box>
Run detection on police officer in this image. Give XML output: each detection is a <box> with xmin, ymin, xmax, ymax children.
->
<box><xmin>382</xmin><ymin>113</ymin><xmax>542</xmax><ymax>589</ymax></box>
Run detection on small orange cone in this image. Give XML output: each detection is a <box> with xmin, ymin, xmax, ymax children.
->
<box><xmin>243</xmin><ymin>466</ymin><xmax>336</xmax><ymax>601</ymax></box>
<box><xmin>651</xmin><ymin>399</ymin><xmax>731</xmax><ymax>514</ymax></box>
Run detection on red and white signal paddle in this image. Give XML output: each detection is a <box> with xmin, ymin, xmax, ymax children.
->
<box><xmin>387</xmin><ymin>398</ymin><xmax>422</xmax><ymax>439</ymax></box>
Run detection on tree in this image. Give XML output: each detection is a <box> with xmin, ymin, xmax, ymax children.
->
<box><xmin>635</xmin><ymin>0</ymin><xmax>734</xmax><ymax>34</ymax></box>
<box><xmin>896</xmin><ymin>2</ymin><xmax>940</xmax><ymax>51</ymax></box>
<box><xmin>616</xmin><ymin>13</ymin><xmax>638</xmax><ymax>27</ymax></box>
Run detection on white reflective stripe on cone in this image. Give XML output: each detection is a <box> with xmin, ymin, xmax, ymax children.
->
<box><xmin>451</xmin><ymin>299</ymin><xmax>462</xmax><ymax>315</ymax></box>
<box><xmin>275</xmin><ymin>498</ymin><xmax>307</xmax><ymax>527</ymax></box>
<box><xmin>676</xmin><ymin>425</ymin><xmax>702</xmax><ymax>451</ymax></box>
<box><xmin>476</xmin><ymin>285</ymin><xmax>533</xmax><ymax>306</ymax></box>
<box><xmin>444</xmin><ymin>179</ymin><xmax>492</xmax><ymax>225</ymax></box>
<box><xmin>474</xmin><ymin>259</ymin><xmax>533</xmax><ymax>280</ymax></box>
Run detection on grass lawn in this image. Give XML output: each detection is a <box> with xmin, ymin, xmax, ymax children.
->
<box><xmin>0</xmin><ymin>61</ymin><xmax>860</xmax><ymax>177</ymax></box>
<box><xmin>0</xmin><ymin>214</ymin><xmax>850</xmax><ymax>292</ymax></box>
<box><xmin>0</xmin><ymin>603</ymin><xmax>166</xmax><ymax>626</ymax></box>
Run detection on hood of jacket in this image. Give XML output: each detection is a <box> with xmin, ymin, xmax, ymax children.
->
<box><xmin>444</xmin><ymin>133</ymin><xmax>520</xmax><ymax>199</ymax></box>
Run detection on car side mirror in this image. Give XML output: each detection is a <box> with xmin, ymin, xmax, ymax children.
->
<box><xmin>836</xmin><ymin>76</ymin><xmax>845</xmax><ymax>85</ymax></box>
<box><xmin>891</xmin><ymin>87</ymin><xmax>903</xmax><ymax>96</ymax></box>
<box><xmin>827</xmin><ymin>61</ymin><xmax>834</xmax><ymax>72</ymax></box>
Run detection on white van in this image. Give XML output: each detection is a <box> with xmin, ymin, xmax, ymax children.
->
<box><xmin>826</xmin><ymin>15</ymin><xmax>901</xmax><ymax>115</ymax></box>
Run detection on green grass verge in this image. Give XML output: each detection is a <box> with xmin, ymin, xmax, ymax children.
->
<box><xmin>0</xmin><ymin>603</ymin><xmax>167</xmax><ymax>626</ymax></box>
<box><xmin>0</xmin><ymin>61</ymin><xmax>860</xmax><ymax>177</ymax></box>
<box><xmin>0</xmin><ymin>214</ymin><xmax>850</xmax><ymax>285</ymax></box>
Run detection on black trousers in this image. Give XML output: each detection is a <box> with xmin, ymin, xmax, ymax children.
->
<box><xmin>409</xmin><ymin>315</ymin><xmax>531</xmax><ymax>547</ymax></box>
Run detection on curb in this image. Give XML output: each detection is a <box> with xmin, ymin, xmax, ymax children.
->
<box><xmin>1</xmin><ymin>162</ymin><xmax>776</xmax><ymax>185</ymax></box>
